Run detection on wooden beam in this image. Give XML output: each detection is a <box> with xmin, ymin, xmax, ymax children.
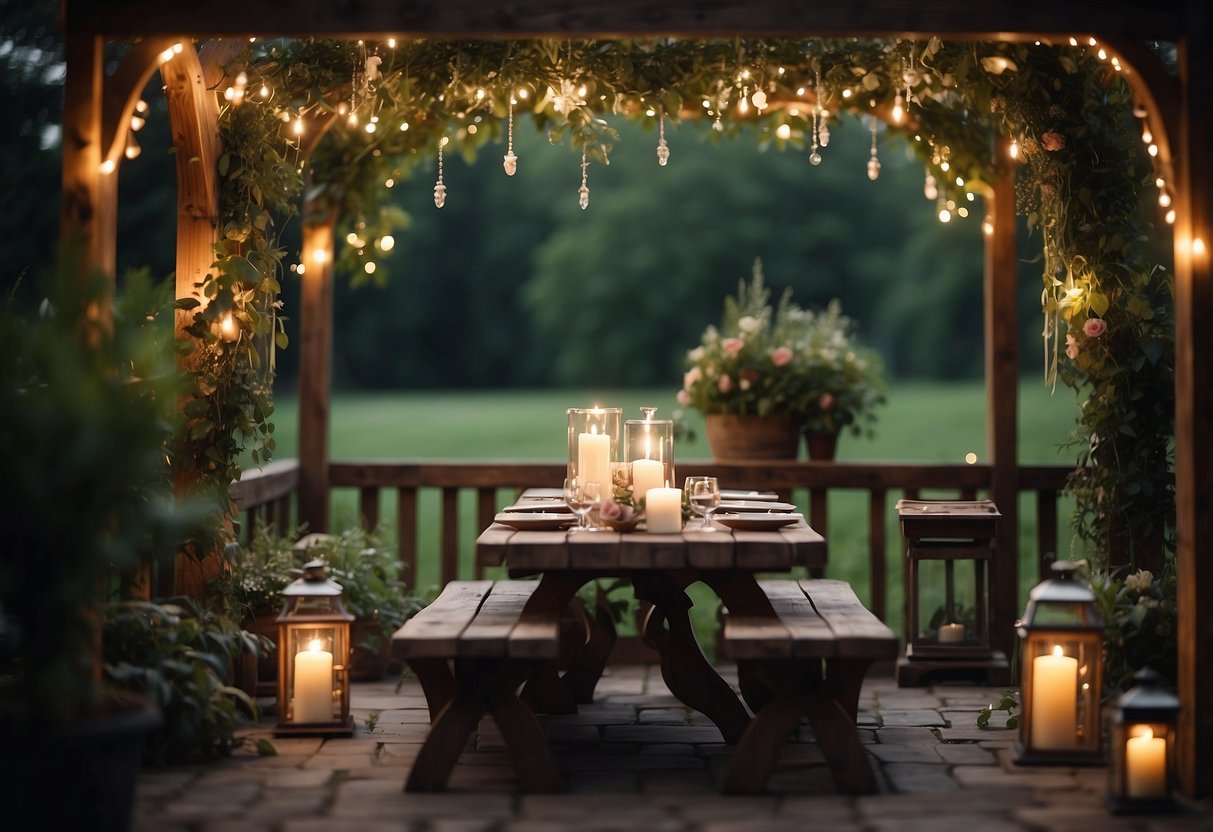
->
<box><xmin>63</xmin><ymin>0</ymin><xmax>1186</xmax><ymax>41</ymax></box>
<box><xmin>59</xmin><ymin>31</ymin><xmax>107</xmax><ymax>278</ymax></box>
<box><xmin>297</xmin><ymin>212</ymin><xmax>336</xmax><ymax>533</ymax></box>
<box><xmin>984</xmin><ymin>135</ymin><xmax>1019</xmax><ymax>661</ymax></box>
<box><xmin>1173</xmin><ymin>0</ymin><xmax>1213</xmax><ymax>799</ymax></box>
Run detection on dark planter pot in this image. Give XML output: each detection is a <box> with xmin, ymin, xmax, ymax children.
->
<box><xmin>805</xmin><ymin>431</ymin><xmax>840</xmax><ymax>461</ymax></box>
<box><xmin>3</xmin><ymin>691</ymin><xmax>162</xmax><ymax>832</ymax></box>
<box><xmin>704</xmin><ymin>413</ymin><xmax>801</xmax><ymax>461</ymax></box>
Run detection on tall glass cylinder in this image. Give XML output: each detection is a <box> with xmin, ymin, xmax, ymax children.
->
<box><xmin>566</xmin><ymin>407</ymin><xmax>622</xmax><ymax>495</ymax></box>
<box><xmin>624</xmin><ymin>407</ymin><xmax>675</xmax><ymax>505</ymax></box>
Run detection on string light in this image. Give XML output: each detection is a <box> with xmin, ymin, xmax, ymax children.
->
<box><xmin>1009</xmin><ymin>139</ymin><xmax>1020</xmax><ymax>160</ymax></box>
<box><xmin>775</xmin><ymin>123</ymin><xmax>791</xmax><ymax>140</ymax></box>
<box><xmin>751</xmin><ymin>88</ymin><xmax>768</xmax><ymax>111</ymax></box>
<box><xmin>292</xmin><ymin>117</ymin><xmax>304</xmax><ymax>136</ymax></box>
<box><xmin>100</xmin><ymin>158</ymin><xmax>116</xmax><ymax>175</ymax></box>
<box><xmin>939</xmin><ymin>207</ymin><xmax>952</xmax><ymax>223</ymax></box>
<box><xmin>1159</xmin><ymin>192</ymin><xmax>1172</xmax><ymax>208</ymax></box>
<box><xmin>1166</xmin><ymin>209</ymin><xmax>1177</xmax><ymax>224</ymax></box>
<box><xmin>866</xmin><ymin>113</ymin><xmax>881</xmax><ymax>180</ymax></box>
<box><xmin>379</xmin><ymin>235</ymin><xmax>395</xmax><ymax>252</ymax></box>
<box><xmin>387</xmin><ymin>37</ymin><xmax>397</xmax><ymax>48</ymax></box>
<box><xmin>1148</xmin><ymin>144</ymin><xmax>1159</xmax><ymax>157</ymax></box>
<box><xmin>364</xmin><ymin>262</ymin><xmax>376</xmax><ymax>275</ymax></box>
<box><xmin>983</xmin><ymin>216</ymin><xmax>995</xmax><ymax>236</ymax></box>
<box><xmin>923</xmin><ymin>170</ymin><xmax>938</xmax><ymax>200</ymax></box>
<box><xmin>657</xmin><ymin>111</ymin><xmax>670</xmax><ymax>165</ymax></box>
<box><xmin>1194</xmin><ymin>238</ymin><xmax>1207</xmax><ymax>257</ymax></box>
<box><xmin>891</xmin><ymin>92</ymin><xmax>905</xmax><ymax>125</ymax></box>
<box><xmin>124</xmin><ymin>132</ymin><xmax>141</xmax><ymax>159</ymax></box>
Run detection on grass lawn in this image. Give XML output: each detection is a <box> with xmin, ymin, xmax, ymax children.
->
<box><xmin>247</xmin><ymin>378</ymin><xmax>1083</xmax><ymax>641</ymax></box>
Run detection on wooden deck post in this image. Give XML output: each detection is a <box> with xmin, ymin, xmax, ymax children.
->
<box><xmin>297</xmin><ymin>207</ymin><xmax>337</xmax><ymax>533</ymax></box>
<box><xmin>984</xmin><ymin>136</ymin><xmax>1019</xmax><ymax>662</ymax></box>
<box><xmin>59</xmin><ymin>31</ymin><xmax>109</xmax><ymax>279</ymax></box>
<box><xmin>1174</xmin><ymin>0</ymin><xmax>1213</xmax><ymax>798</ymax></box>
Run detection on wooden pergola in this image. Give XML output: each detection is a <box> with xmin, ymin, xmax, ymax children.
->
<box><xmin>58</xmin><ymin>0</ymin><xmax>1211</xmax><ymax>797</ymax></box>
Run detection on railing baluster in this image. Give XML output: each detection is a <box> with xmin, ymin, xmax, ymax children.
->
<box><xmin>1037</xmin><ymin>488</ymin><xmax>1058</xmax><ymax>579</ymax></box>
<box><xmin>359</xmin><ymin>486</ymin><xmax>380</xmax><ymax>532</ymax></box>
<box><xmin>868</xmin><ymin>488</ymin><xmax>888</xmax><ymax>621</ymax></box>
<box><xmin>397</xmin><ymin>487</ymin><xmax>418</xmax><ymax>590</ymax></box>
<box><xmin>441</xmin><ymin>487</ymin><xmax>459</xmax><ymax>584</ymax></box>
<box><xmin>809</xmin><ymin>486</ymin><xmax>829</xmax><ymax>545</ymax></box>
<box><xmin>475</xmin><ymin>488</ymin><xmax>498</xmax><ymax>578</ymax></box>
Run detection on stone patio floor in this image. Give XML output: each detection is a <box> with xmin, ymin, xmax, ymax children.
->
<box><xmin>132</xmin><ymin>664</ymin><xmax>1212</xmax><ymax>831</ymax></box>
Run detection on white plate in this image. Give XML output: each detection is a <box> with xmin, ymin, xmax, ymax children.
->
<box><xmin>494</xmin><ymin>512</ymin><xmax>577</xmax><ymax>531</ymax></box>
<box><xmin>720</xmin><ymin>490</ymin><xmax>781</xmax><ymax>501</ymax></box>
<box><xmin>714</xmin><ymin>512</ymin><xmax>803</xmax><ymax>531</ymax></box>
<box><xmin>502</xmin><ymin>501</ymin><xmax>574</xmax><ymax>514</ymax></box>
<box><xmin>717</xmin><ymin>500</ymin><xmax>798</xmax><ymax>513</ymax></box>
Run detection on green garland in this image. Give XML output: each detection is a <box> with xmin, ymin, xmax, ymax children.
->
<box><xmin>185</xmin><ymin>35</ymin><xmax>1173</xmax><ymax>566</ymax></box>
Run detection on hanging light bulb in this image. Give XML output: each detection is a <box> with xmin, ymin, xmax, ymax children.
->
<box><xmin>923</xmin><ymin>171</ymin><xmax>938</xmax><ymax>200</ymax></box>
<box><xmin>751</xmin><ymin>89</ymin><xmax>767</xmax><ymax>111</ymax></box>
<box><xmin>1166</xmin><ymin>209</ymin><xmax>1177</xmax><ymax>224</ymax></box>
<box><xmin>1009</xmin><ymin>139</ymin><xmax>1020</xmax><ymax>160</ymax></box>
<box><xmin>738</xmin><ymin>90</ymin><xmax>750</xmax><ymax>115</ymax></box>
<box><xmin>503</xmin><ymin>98</ymin><xmax>518</xmax><ymax>176</ymax></box>
<box><xmin>578</xmin><ymin>147</ymin><xmax>590</xmax><ymax>209</ymax></box>
<box><xmin>656</xmin><ymin>112</ymin><xmax>670</xmax><ymax>166</ymax></box>
<box><xmin>891</xmin><ymin>92</ymin><xmax>905</xmax><ymax>124</ymax></box>
<box><xmin>434</xmin><ymin>136</ymin><xmax>447</xmax><ymax>208</ymax></box>
<box><xmin>124</xmin><ymin>131</ymin><xmax>141</xmax><ymax>159</ymax></box>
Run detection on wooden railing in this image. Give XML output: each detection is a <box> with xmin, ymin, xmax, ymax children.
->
<box><xmin>231</xmin><ymin>458</ymin><xmax>1074</xmax><ymax>627</ymax></box>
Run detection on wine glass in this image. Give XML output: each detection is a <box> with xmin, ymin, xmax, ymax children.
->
<box><xmin>563</xmin><ymin>477</ymin><xmax>602</xmax><ymax>532</ymax></box>
<box><xmin>685</xmin><ymin>476</ymin><xmax>720</xmax><ymax>531</ymax></box>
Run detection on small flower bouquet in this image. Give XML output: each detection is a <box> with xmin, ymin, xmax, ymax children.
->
<box><xmin>598</xmin><ymin>496</ymin><xmax>642</xmax><ymax>532</ymax></box>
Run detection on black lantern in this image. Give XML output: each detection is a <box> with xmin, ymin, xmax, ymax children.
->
<box><xmin>273</xmin><ymin>559</ymin><xmax>355</xmax><ymax>736</ymax></box>
<box><xmin>1013</xmin><ymin>560</ymin><xmax>1104</xmax><ymax>765</ymax></box>
<box><xmin>1107</xmin><ymin>668</ymin><xmax>1180</xmax><ymax>813</ymax></box>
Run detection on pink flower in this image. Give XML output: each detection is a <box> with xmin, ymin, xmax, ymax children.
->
<box><xmin>1083</xmin><ymin>317</ymin><xmax>1107</xmax><ymax>338</ymax></box>
<box><xmin>718</xmin><ymin>374</ymin><xmax>733</xmax><ymax>393</ymax></box>
<box><xmin>683</xmin><ymin>366</ymin><xmax>702</xmax><ymax>388</ymax></box>
<box><xmin>770</xmin><ymin>346</ymin><xmax>793</xmax><ymax>367</ymax></box>
<box><xmin>818</xmin><ymin>392</ymin><xmax>835</xmax><ymax>410</ymax></box>
<box><xmin>1042</xmin><ymin>131</ymin><xmax>1066</xmax><ymax>152</ymax></box>
<box><xmin>1065</xmin><ymin>333</ymin><xmax>1080</xmax><ymax>360</ymax></box>
<box><xmin>598</xmin><ymin>499</ymin><xmax>634</xmax><ymax>522</ymax></box>
<box><xmin>676</xmin><ymin>389</ymin><xmax>690</xmax><ymax>406</ymax></box>
<box><xmin>722</xmin><ymin>337</ymin><xmax>744</xmax><ymax>355</ymax></box>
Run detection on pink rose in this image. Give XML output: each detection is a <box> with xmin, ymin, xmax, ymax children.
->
<box><xmin>818</xmin><ymin>392</ymin><xmax>835</xmax><ymax>410</ymax></box>
<box><xmin>1083</xmin><ymin>317</ymin><xmax>1107</xmax><ymax>338</ymax></box>
<box><xmin>676</xmin><ymin>389</ymin><xmax>690</xmax><ymax>406</ymax></box>
<box><xmin>770</xmin><ymin>346</ymin><xmax>793</xmax><ymax>367</ymax></box>
<box><xmin>683</xmin><ymin>366</ymin><xmax>702</xmax><ymax>387</ymax></box>
<box><xmin>1065</xmin><ymin>333</ymin><xmax>1080</xmax><ymax>360</ymax></box>
<box><xmin>718</xmin><ymin>374</ymin><xmax>733</xmax><ymax>393</ymax></box>
<box><xmin>722</xmin><ymin>337</ymin><xmax>744</xmax><ymax>355</ymax></box>
<box><xmin>1042</xmin><ymin>131</ymin><xmax>1066</xmax><ymax>152</ymax></box>
<box><xmin>599</xmin><ymin>499</ymin><xmax>634</xmax><ymax>522</ymax></box>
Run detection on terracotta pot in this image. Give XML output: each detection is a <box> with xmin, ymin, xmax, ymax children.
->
<box><xmin>805</xmin><ymin>430</ymin><xmax>840</xmax><ymax>461</ymax></box>
<box><xmin>704</xmin><ymin>413</ymin><xmax>801</xmax><ymax>461</ymax></box>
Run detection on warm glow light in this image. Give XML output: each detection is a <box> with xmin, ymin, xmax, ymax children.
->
<box><xmin>1148</xmin><ymin>144</ymin><xmax>1159</xmax><ymax>157</ymax></box>
<box><xmin>796</xmin><ymin>86</ymin><xmax>806</xmax><ymax>96</ymax></box>
<box><xmin>1088</xmin><ymin>37</ymin><xmax>1097</xmax><ymax>46</ymax></box>
<box><xmin>130</xmin><ymin>114</ymin><xmax>145</xmax><ymax>131</ymax></box>
<box><xmin>1142</xmin><ymin>128</ymin><xmax>1153</xmax><ymax>144</ymax></box>
<box><xmin>312</xmin><ymin>247</ymin><xmax>329</xmax><ymax>265</ymax></box>
<box><xmin>365</xmin><ymin>123</ymin><xmax>376</xmax><ymax>133</ymax></box>
<box><xmin>384</xmin><ymin>178</ymin><xmax>395</xmax><ymax>188</ymax></box>
<box><xmin>295</xmin><ymin>263</ymin><xmax>305</xmax><ymax>274</ymax></box>
<box><xmin>938</xmin><ymin>208</ymin><xmax>952</xmax><ymax>223</ymax></box>
<box><xmin>891</xmin><ymin>94</ymin><xmax>905</xmax><ymax>124</ymax></box>
<box><xmin>388</xmin><ymin>37</ymin><xmax>397</xmax><ymax>48</ymax></box>
<box><xmin>957</xmin><ymin>206</ymin><xmax>969</xmax><ymax>218</ymax></box>
<box><xmin>955</xmin><ymin>176</ymin><xmax>965</xmax><ymax>187</ymax></box>
<box><xmin>1159</xmin><ymin>192</ymin><xmax>1172</xmax><ymax>208</ymax></box>
<box><xmin>738</xmin><ymin>96</ymin><xmax>749</xmax><ymax>115</ymax></box>
<box><xmin>293</xmin><ymin>118</ymin><xmax>304</xmax><ymax>136</ymax></box>
<box><xmin>399</xmin><ymin>122</ymin><xmax>410</xmax><ymax>131</ymax></box>
<box><xmin>577</xmin><ymin>84</ymin><xmax>588</xmax><ymax>98</ymax></box>
<box><xmin>965</xmin><ymin>452</ymin><xmax>978</xmax><ymax>464</ymax></box>
<box><xmin>1194</xmin><ymin>238</ymin><xmax>1208</xmax><ymax>257</ymax></box>
<box><xmin>1097</xmin><ymin>48</ymin><xmax>1107</xmax><ymax>60</ymax></box>
<box><xmin>841</xmin><ymin>88</ymin><xmax>853</xmax><ymax>99</ymax></box>
<box><xmin>517</xmin><ymin>87</ymin><xmax>529</xmax><ymax>99</ymax></box>
<box><xmin>99</xmin><ymin>158</ymin><xmax>116</xmax><ymax>175</ymax></box>
<box><xmin>260</xmin><ymin>84</ymin><xmax>269</xmax><ymax>98</ymax></box>
<box><xmin>1009</xmin><ymin>139</ymin><xmax>1020</xmax><ymax>160</ymax></box>
<box><xmin>379</xmin><ymin>235</ymin><xmax>395</xmax><ymax>252</ymax></box>
<box><xmin>982</xmin><ymin>217</ymin><xmax>995</xmax><ymax>236</ymax></box>
<box><xmin>364</xmin><ymin>262</ymin><xmax>376</xmax><ymax>275</ymax></box>
<box><xmin>1166</xmin><ymin>209</ymin><xmax>1176</xmax><ymax>225</ymax></box>
<box><xmin>776</xmin><ymin>123</ymin><xmax>792</xmax><ymax>140</ymax></box>
<box><xmin>966</xmin><ymin>192</ymin><xmax>975</xmax><ymax>202</ymax></box>
<box><xmin>135</xmin><ymin>99</ymin><xmax>148</xmax><ymax>113</ymax></box>
<box><xmin>1156</xmin><ymin>177</ymin><xmax>1166</xmax><ymax>188</ymax></box>
<box><xmin>940</xmin><ymin>161</ymin><xmax>950</xmax><ymax>172</ymax></box>
<box><xmin>219</xmin><ymin>313</ymin><xmax>238</xmax><ymax>341</ymax></box>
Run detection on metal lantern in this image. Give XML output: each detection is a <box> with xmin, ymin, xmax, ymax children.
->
<box><xmin>1107</xmin><ymin>668</ymin><xmax>1180</xmax><ymax>814</ymax></box>
<box><xmin>624</xmin><ymin>406</ymin><xmax>675</xmax><ymax>504</ymax></box>
<box><xmin>1014</xmin><ymin>560</ymin><xmax>1104</xmax><ymax>765</ymax></box>
<box><xmin>274</xmin><ymin>559</ymin><xmax>355</xmax><ymax>736</ymax></box>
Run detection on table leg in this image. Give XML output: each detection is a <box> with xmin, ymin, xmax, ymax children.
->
<box><xmin>560</xmin><ymin>587</ymin><xmax>618</xmax><ymax>703</ymax></box>
<box><xmin>635</xmin><ymin>575</ymin><xmax>751</xmax><ymax>745</ymax></box>
<box><xmin>518</xmin><ymin>573</ymin><xmax>590</xmax><ymax>713</ymax></box>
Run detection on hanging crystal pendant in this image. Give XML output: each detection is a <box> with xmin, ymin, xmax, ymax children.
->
<box><xmin>578</xmin><ymin>147</ymin><xmax>590</xmax><ymax>209</ymax></box>
<box><xmin>503</xmin><ymin>98</ymin><xmax>518</xmax><ymax>176</ymax></box>
<box><xmin>809</xmin><ymin>104</ymin><xmax>822</xmax><ymax>165</ymax></box>
<box><xmin>656</xmin><ymin>112</ymin><xmax>670</xmax><ymax>166</ymax></box>
<box><xmin>867</xmin><ymin>115</ymin><xmax>881</xmax><ymax>180</ymax></box>
<box><xmin>434</xmin><ymin>137</ymin><xmax>447</xmax><ymax>208</ymax></box>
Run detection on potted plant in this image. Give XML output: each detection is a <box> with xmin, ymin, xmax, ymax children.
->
<box><xmin>677</xmin><ymin>258</ymin><xmax>886</xmax><ymax>460</ymax></box>
<box><xmin>0</xmin><ymin>257</ymin><xmax>207</xmax><ymax>830</ymax></box>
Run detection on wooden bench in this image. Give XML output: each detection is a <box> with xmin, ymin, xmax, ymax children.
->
<box><xmin>721</xmin><ymin>579</ymin><xmax>899</xmax><ymax>795</ymax></box>
<box><xmin>390</xmin><ymin>579</ymin><xmax>564</xmax><ymax>792</ymax></box>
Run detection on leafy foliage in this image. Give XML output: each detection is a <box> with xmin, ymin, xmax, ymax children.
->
<box><xmin>102</xmin><ymin>598</ymin><xmax>275</xmax><ymax>764</ymax></box>
<box><xmin>977</xmin><ymin>691</ymin><xmax>1020</xmax><ymax>730</ymax></box>
<box><xmin>1089</xmin><ymin>565</ymin><xmax>1178</xmax><ymax>695</ymax></box>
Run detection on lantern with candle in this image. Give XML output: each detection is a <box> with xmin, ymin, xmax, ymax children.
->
<box><xmin>1107</xmin><ymin>668</ymin><xmax>1180</xmax><ymax>813</ymax></box>
<box><xmin>567</xmin><ymin>407</ymin><xmax>621</xmax><ymax>527</ymax></box>
<box><xmin>1013</xmin><ymin>560</ymin><xmax>1104</xmax><ymax>765</ymax></box>
<box><xmin>624</xmin><ymin>406</ymin><xmax>675</xmax><ymax>508</ymax></box>
<box><xmin>274</xmin><ymin>559</ymin><xmax>355</xmax><ymax>736</ymax></box>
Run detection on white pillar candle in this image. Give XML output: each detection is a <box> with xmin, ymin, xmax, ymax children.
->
<box><xmin>645</xmin><ymin>487</ymin><xmax>683</xmax><ymax>534</ymax></box>
<box><xmin>938</xmin><ymin>622</ymin><xmax>965</xmax><ymax>643</ymax></box>
<box><xmin>578</xmin><ymin>430</ymin><xmax>611</xmax><ymax>491</ymax></box>
<box><xmin>631</xmin><ymin>458</ymin><xmax>665</xmax><ymax>505</ymax></box>
<box><xmin>294</xmin><ymin>639</ymin><xmax>333</xmax><ymax>723</ymax></box>
<box><xmin>1126</xmin><ymin>727</ymin><xmax>1167</xmax><ymax>798</ymax></box>
<box><xmin>1030</xmin><ymin>645</ymin><xmax>1078</xmax><ymax>749</ymax></box>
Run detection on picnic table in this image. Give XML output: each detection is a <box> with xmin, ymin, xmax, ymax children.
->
<box><xmin>393</xmin><ymin>488</ymin><xmax>896</xmax><ymax>794</ymax></box>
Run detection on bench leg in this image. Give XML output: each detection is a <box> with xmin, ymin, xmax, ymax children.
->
<box><xmin>407</xmin><ymin>657</ymin><xmax>458</xmax><ymax>722</ymax></box>
<box><xmin>560</xmin><ymin>589</ymin><xmax>617</xmax><ymax>704</ymax></box>
<box><xmin>406</xmin><ymin>660</ymin><xmax>563</xmax><ymax>793</ymax></box>
<box><xmin>807</xmin><ymin>658</ymin><xmax>877</xmax><ymax>794</ymax></box>
<box><xmin>722</xmin><ymin>681</ymin><xmax>806</xmax><ymax>794</ymax></box>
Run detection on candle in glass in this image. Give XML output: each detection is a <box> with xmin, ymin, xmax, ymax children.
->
<box><xmin>646</xmin><ymin>487</ymin><xmax>683</xmax><ymax>533</ymax></box>
<box><xmin>1030</xmin><ymin>645</ymin><xmax>1078</xmax><ymax>749</ymax></box>
<box><xmin>1125</xmin><ymin>727</ymin><xmax>1167</xmax><ymax>798</ymax></box>
<box><xmin>631</xmin><ymin>459</ymin><xmax>665</xmax><ymax>504</ymax></box>
<box><xmin>938</xmin><ymin>622</ymin><xmax>965</xmax><ymax>643</ymax></box>
<box><xmin>578</xmin><ymin>428</ymin><xmax>611</xmax><ymax>492</ymax></box>
<box><xmin>294</xmin><ymin>639</ymin><xmax>333</xmax><ymax>723</ymax></box>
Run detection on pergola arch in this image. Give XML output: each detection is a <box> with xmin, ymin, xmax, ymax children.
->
<box><xmin>58</xmin><ymin>0</ymin><xmax>1210</xmax><ymax>798</ymax></box>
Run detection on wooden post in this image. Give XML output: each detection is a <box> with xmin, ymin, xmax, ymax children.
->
<box><xmin>60</xmin><ymin>31</ymin><xmax>109</xmax><ymax>279</ymax></box>
<box><xmin>984</xmin><ymin>136</ymin><xmax>1019</xmax><ymax>662</ymax></box>
<box><xmin>298</xmin><ymin>209</ymin><xmax>336</xmax><ymax>533</ymax></box>
<box><xmin>1174</xmin><ymin>0</ymin><xmax>1213</xmax><ymax>798</ymax></box>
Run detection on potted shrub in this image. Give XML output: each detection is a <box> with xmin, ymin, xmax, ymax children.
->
<box><xmin>0</xmin><ymin>259</ymin><xmax>207</xmax><ymax>830</ymax></box>
<box><xmin>677</xmin><ymin>258</ymin><xmax>887</xmax><ymax>460</ymax></box>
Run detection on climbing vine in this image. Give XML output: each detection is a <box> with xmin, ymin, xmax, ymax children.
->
<box><xmin>182</xmin><ymin>35</ymin><xmax>1174</xmax><ymax>566</ymax></box>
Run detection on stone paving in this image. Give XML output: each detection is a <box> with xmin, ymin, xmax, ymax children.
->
<box><xmin>132</xmin><ymin>664</ymin><xmax>1213</xmax><ymax>831</ymax></box>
